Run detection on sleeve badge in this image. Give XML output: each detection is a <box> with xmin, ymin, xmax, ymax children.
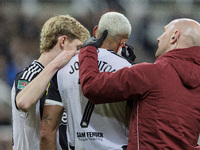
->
<box><xmin>17</xmin><ymin>80</ymin><xmax>29</xmax><ymax>90</ymax></box>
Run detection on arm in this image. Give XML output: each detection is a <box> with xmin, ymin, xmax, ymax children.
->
<box><xmin>40</xmin><ymin>75</ymin><xmax>64</xmax><ymax>150</ymax></box>
<box><xmin>16</xmin><ymin>50</ymin><xmax>78</xmax><ymax>112</ymax></box>
<box><xmin>79</xmin><ymin>46</ymin><xmax>152</xmax><ymax>104</ymax></box>
<box><xmin>79</xmin><ymin>46</ymin><xmax>130</xmax><ymax>103</ymax></box>
<box><xmin>40</xmin><ymin>104</ymin><xmax>64</xmax><ymax>150</ymax></box>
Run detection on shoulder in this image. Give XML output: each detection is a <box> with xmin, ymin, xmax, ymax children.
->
<box><xmin>130</xmin><ymin>62</ymin><xmax>159</xmax><ymax>72</ymax></box>
<box><xmin>130</xmin><ymin>60</ymin><xmax>170</xmax><ymax>79</ymax></box>
<box><xmin>18</xmin><ymin>61</ymin><xmax>43</xmax><ymax>81</ymax></box>
<box><xmin>98</xmin><ymin>48</ymin><xmax>132</xmax><ymax>66</ymax></box>
<box><xmin>57</xmin><ymin>54</ymin><xmax>79</xmax><ymax>79</ymax></box>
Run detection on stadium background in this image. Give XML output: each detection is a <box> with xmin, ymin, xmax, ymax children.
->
<box><xmin>0</xmin><ymin>0</ymin><xmax>200</xmax><ymax>149</ymax></box>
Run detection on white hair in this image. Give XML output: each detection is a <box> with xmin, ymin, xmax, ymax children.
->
<box><xmin>97</xmin><ymin>12</ymin><xmax>132</xmax><ymax>38</ymax></box>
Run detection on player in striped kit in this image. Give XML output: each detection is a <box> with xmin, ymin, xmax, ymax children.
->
<box><xmin>11</xmin><ymin>15</ymin><xmax>90</xmax><ymax>150</ymax></box>
<box><xmin>40</xmin><ymin>12</ymin><xmax>135</xmax><ymax>150</ymax></box>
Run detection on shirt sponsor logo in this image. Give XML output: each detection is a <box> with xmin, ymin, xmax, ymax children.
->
<box><xmin>17</xmin><ymin>80</ymin><xmax>29</xmax><ymax>90</ymax></box>
<box><xmin>77</xmin><ymin>132</ymin><xmax>104</xmax><ymax>141</ymax></box>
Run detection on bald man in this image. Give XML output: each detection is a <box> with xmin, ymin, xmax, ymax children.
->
<box><xmin>78</xmin><ymin>18</ymin><xmax>200</xmax><ymax>149</ymax></box>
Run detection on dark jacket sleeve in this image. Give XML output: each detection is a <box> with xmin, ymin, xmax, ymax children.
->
<box><xmin>79</xmin><ymin>46</ymin><xmax>153</xmax><ymax>104</ymax></box>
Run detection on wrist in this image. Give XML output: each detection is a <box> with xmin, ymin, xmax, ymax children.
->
<box><xmin>45</xmin><ymin>62</ymin><xmax>59</xmax><ymax>75</ymax></box>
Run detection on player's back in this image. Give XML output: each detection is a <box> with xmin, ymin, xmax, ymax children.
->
<box><xmin>57</xmin><ymin>48</ymin><xmax>131</xmax><ymax>149</ymax></box>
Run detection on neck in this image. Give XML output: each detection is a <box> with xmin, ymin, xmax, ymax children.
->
<box><xmin>101</xmin><ymin>41</ymin><xmax>120</xmax><ymax>53</ymax></box>
<box><xmin>37</xmin><ymin>48</ymin><xmax>59</xmax><ymax>67</ymax></box>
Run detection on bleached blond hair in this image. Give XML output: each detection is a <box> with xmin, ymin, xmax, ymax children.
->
<box><xmin>97</xmin><ymin>12</ymin><xmax>131</xmax><ymax>39</ymax></box>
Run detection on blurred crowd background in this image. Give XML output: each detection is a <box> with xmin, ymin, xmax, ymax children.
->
<box><xmin>0</xmin><ymin>0</ymin><xmax>200</xmax><ymax>149</ymax></box>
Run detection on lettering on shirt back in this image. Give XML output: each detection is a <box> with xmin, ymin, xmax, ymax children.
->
<box><xmin>69</xmin><ymin>60</ymin><xmax>116</xmax><ymax>74</ymax></box>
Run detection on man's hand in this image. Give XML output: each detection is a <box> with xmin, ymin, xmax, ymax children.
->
<box><xmin>83</xmin><ymin>30</ymin><xmax>108</xmax><ymax>48</ymax></box>
<box><xmin>51</xmin><ymin>49</ymin><xmax>79</xmax><ymax>70</ymax></box>
<box><xmin>121</xmin><ymin>43</ymin><xmax>136</xmax><ymax>62</ymax></box>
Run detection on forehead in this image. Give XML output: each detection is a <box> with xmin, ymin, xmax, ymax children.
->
<box><xmin>164</xmin><ymin>21</ymin><xmax>176</xmax><ymax>31</ymax></box>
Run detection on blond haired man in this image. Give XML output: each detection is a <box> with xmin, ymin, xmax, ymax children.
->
<box><xmin>11</xmin><ymin>14</ymin><xmax>90</xmax><ymax>150</ymax></box>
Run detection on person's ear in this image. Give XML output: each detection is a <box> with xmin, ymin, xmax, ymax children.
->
<box><xmin>59</xmin><ymin>36</ymin><xmax>68</xmax><ymax>50</ymax></box>
<box><xmin>171</xmin><ymin>31</ymin><xmax>180</xmax><ymax>44</ymax></box>
<box><xmin>118</xmin><ymin>39</ymin><xmax>127</xmax><ymax>48</ymax></box>
<box><xmin>120</xmin><ymin>39</ymin><xmax>127</xmax><ymax>45</ymax></box>
<box><xmin>116</xmin><ymin>39</ymin><xmax>127</xmax><ymax>53</ymax></box>
<box><xmin>93</xmin><ymin>25</ymin><xmax>98</xmax><ymax>37</ymax></box>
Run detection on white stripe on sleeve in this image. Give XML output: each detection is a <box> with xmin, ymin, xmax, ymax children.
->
<box><xmin>45</xmin><ymin>99</ymin><xmax>63</xmax><ymax>107</ymax></box>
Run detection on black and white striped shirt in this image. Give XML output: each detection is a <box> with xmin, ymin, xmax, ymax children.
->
<box><xmin>12</xmin><ymin>60</ymin><xmax>68</xmax><ymax>150</ymax></box>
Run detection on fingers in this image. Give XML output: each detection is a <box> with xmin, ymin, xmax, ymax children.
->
<box><xmin>127</xmin><ymin>47</ymin><xmax>134</xmax><ymax>55</ymax></box>
<box><xmin>126</xmin><ymin>44</ymin><xmax>134</xmax><ymax>55</ymax></box>
<box><xmin>82</xmin><ymin>30</ymin><xmax>108</xmax><ymax>48</ymax></box>
<box><xmin>59</xmin><ymin>49</ymin><xmax>78</xmax><ymax>60</ymax></box>
<box><xmin>99</xmin><ymin>30</ymin><xmax>108</xmax><ymax>41</ymax></box>
<box><xmin>67</xmin><ymin>49</ymin><xmax>79</xmax><ymax>56</ymax></box>
<box><xmin>121</xmin><ymin>47</ymin><xmax>127</xmax><ymax>57</ymax></box>
<box><xmin>75</xmin><ymin>50</ymin><xmax>80</xmax><ymax>55</ymax></box>
<box><xmin>96</xmin><ymin>30</ymin><xmax>108</xmax><ymax>48</ymax></box>
<box><xmin>57</xmin><ymin>49</ymin><xmax>78</xmax><ymax>69</ymax></box>
<box><xmin>83</xmin><ymin>37</ymin><xmax>96</xmax><ymax>47</ymax></box>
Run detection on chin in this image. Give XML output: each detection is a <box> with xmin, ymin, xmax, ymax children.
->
<box><xmin>155</xmin><ymin>55</ymin><xmax>159</xmax><ymax>58</ymax></box>
<box><xmin>155</xmin><ymin>52</ymin><xmax>159</xmax><ymax>58</ymax></box>
<box><xmin>155</xmin><ymin>48</ymin><xmax>162</xmax><ymax>58</ymax></box>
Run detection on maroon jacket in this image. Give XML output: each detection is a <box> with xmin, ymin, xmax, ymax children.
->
<box><xmin>79</xmin><ymin>46</ymin><xmax>200</xmax><ymax>150</ymax></box>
